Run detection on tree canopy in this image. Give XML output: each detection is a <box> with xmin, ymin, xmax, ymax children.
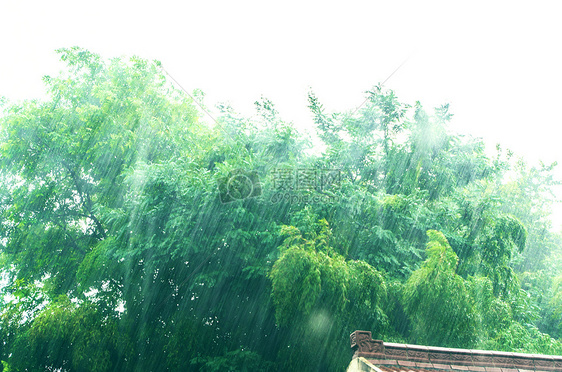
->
<box><xmin>1</xmin><ymin>47</ymin><xmax>561</xmax><ymax>371</ymax></box>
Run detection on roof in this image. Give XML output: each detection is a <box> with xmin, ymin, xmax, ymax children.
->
<box><xmin>347</xmin><ymin>330</ymin><xmax>562</xmax><ymax>372</ymax></box>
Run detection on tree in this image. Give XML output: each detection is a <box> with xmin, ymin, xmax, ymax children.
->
<box><xmin>270</xmin><ymin>219</ymin><xmax>387</xmax><ymax>371</ymax></box>
<box><xmin>403</xmin><ymin>230</ymin><xmax>477</xmax><ymax>347</ymax></box>
<box><xmin>2</xmin><ymin>46</ymin><xmax>562</xmax><ymax>371</ymax></box>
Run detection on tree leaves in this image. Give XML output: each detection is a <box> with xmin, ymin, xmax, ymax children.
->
<box><xmin>2</xmin><ymin>46</ymin><xmax>562</xmax><ymax>371</ymax></box>
<box><xmin>403</xmin><ymin>230</ymin><xmax>477</xmax><ymax>347</ymax></box>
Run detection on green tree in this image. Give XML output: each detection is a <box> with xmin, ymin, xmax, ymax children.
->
<box><xmin>2</xmin><ymin>46</ymin><xmax>562</xmax><ymax>371</ymax></box>
<box><xmin>403</xmin><ymin>230</ymin><xmax>477</xmax><ymax>347</ymax></box>
<box><xmin>270</xmin><ymin>219</ymin><xmax>387</xmax><ymax>371</ymax></box>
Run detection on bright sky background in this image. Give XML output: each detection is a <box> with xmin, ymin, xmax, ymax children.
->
<box><xmin>1</xmin><ymin>1</ymin><xmax>562</xmax><ymax>226</ymax></box>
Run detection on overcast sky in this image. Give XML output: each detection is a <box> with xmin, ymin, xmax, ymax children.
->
<box><xmin>1</xmin><ymin>0</ymin><xmax>561</xmax><ymax>225</ymax></box>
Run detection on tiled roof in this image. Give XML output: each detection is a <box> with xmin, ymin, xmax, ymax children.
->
<box><xmin>349</xmin><ymin>331</ymin><xmax>562</xmax><ymax>372</ymax></box>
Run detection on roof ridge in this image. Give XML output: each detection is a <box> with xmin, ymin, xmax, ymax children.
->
<box><xmin>383</xmin><ymin>340</ymin><xmax>543</xmax><ymax>358</ymax></box>
<box><xmin>350</xmin><ymin>330</ymin><xmax>562</xmax><ymax>372</ymax></box>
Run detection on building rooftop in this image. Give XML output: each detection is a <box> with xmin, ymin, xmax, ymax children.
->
<box><xmin>347</xmin><ymin>330</ymin><xmax>562</xmax><ymax>372</ymax></box>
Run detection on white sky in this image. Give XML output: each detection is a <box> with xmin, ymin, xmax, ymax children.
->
<box><xmin>1</xmin><ymin>0</ymin><xmax>562</xmax><ymax>226</ymax></box>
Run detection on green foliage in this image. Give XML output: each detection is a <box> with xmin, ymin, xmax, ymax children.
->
<box><xmin>487</xmin><ymin>322</ymin><xmax>562</xmax><ymax>355</ymax></box>
<box><xmin>403</xmin><ymin>230</ymin><xmax>477</xmax><ymax>347</ymax></box>
<box><xmin>270</xmin><ymin>220</ymin><xmax>385</xmax><ymax>326</ymax></box>
<box><xmin>192</xmin><ymin>348</ymin><xmax>275</xmax><ymax>372</ymax></box>
<box><xmin>270</xmin><ymin>219</ymin><xmax>388</xmax><ymax>370</ymax></box>
<box><xmin>4</xmin><ymin>294</ymin><xmax>128</xmax><ymax>372</ymax></box>
<box><xmin>2</xmin><ymin>47</ymin><xmax>562</xmax><ymax>371</ymax></box>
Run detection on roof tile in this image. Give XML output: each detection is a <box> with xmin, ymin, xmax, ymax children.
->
<box><xmin>398</xmin><ymin>360</ymin><xmax>417</xmax><ymax>367</ymax></box>
<box><xmin>350</xmin><ymin>332</ymin><xmax>562</xmax><ymax>372</ymax></box>
<box><xmin>466</xmin><ymin>366</ymin><xmax>486</xmax><ymax>372</ymax></box>
<box><xmin>451</xmin><ymin>365</ymin><xmax>469</xmax><ymax>370</ymax></box>
<box><xmin>415</xmin><ymin>362</ymin><xmax>434</xmax><ymax>369</ymax></box>
<box><xmin>432</xmin><ymin>363</ymin><xmax>453</xmax><ymax>370</ymax></box>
